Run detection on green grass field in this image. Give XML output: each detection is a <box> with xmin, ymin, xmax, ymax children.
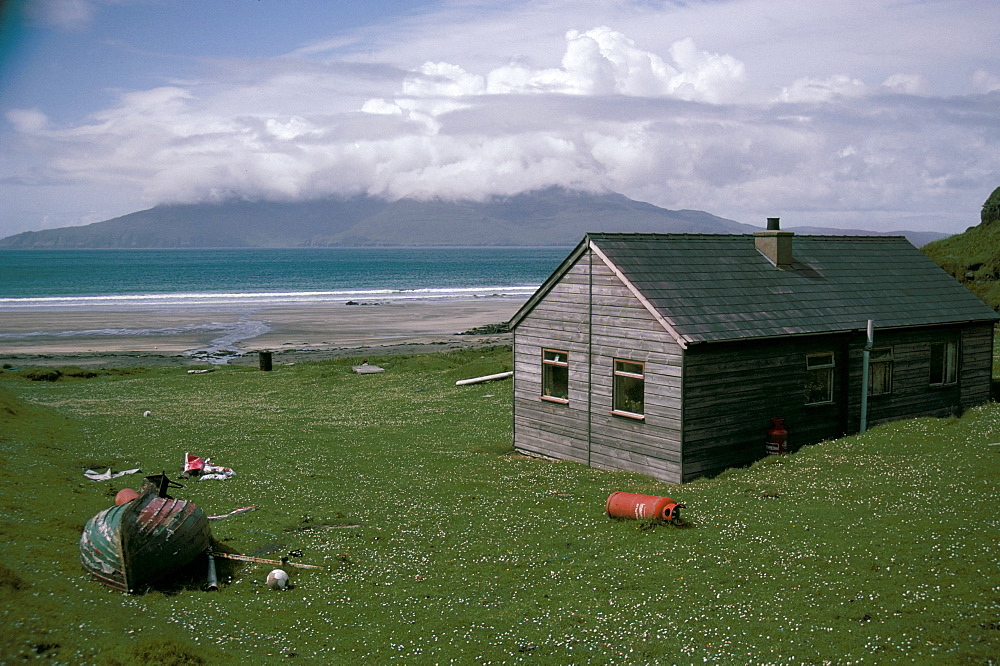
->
<box><xmin>1</xmin><ymin>347</ymin><xmax>997</xmax><ymax>664</ymax></box>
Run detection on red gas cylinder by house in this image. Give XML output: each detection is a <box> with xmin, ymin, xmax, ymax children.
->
<box><xmin>766</xmin><ymin>417</ymin><xmax>787</xmax><ymax>455</ymax></box>
<box><xmin>606</xmin><ymin>492</ymin><xmax>683</xmax><ymax>525</ymax></box>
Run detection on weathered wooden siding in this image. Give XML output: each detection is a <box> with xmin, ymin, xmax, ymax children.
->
<box><xmin>512</xmin><ymin>247</ymin><xmax>684</xmax><ymax>483</ymax></box>
<box><xmin>840</xmin><ymin>324</ymin><xmax>993</xmax><ymax>427</ymax></box>
<box><xmin>513</xmin><ymin>256</ymin><xmax>593</xmax><ymax>466</ymax></box>
<box><xmin>586</xmin><ymin>258</ymin><xmax>683</xmax><ymax>483</ymax></box>
<box><xmin>960</xmin><ymin>323</ymin><xmax>995</xmax><ymax>409</ymax></box>
<box><xmin>682</xmin><ymin>335</ymin><xmax>848</xmax><ymax>482</ymax></box>
<box><xmin>513</xmin><ymin>236</ymin><xmax>996</xmax><ymax>485</ymax></box>
<box><xmin>682</xmin><ymin>323</ymin><xmax>995</xmax><ymax>482</ymax></box>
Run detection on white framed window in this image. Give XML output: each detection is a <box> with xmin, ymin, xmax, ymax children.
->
<box><xmin>612</xmin><ymin>359</ymin><xmax>645</xmax><ymax>419</ymax></box>
<box><xmin>805</xmin><ymin>352</ymin><xmax>835</xmax><ymax>405</ymax></box>
<box><xmin>541</xmin><ymin>349</ymin><xmax>569</xmax><ymax>403</ymax></box>
<box><xmin>869</xmin><ymin>347</ymin><xmax>893</xmax><ymax>396</ymax></box>
<box><xmin>929</xmin><ymin>341</ymin><xmax>957</xmax><ymax>386</ymax></box>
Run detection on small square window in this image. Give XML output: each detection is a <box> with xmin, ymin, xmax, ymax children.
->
<box><xmin>805</xmin><ymin>352</ymin><xmax>834</xmax><ymax>405</ymax></box>
<box><xmin>541</xmin><ymin>349</ymin><xmax>569</xmax><ymax>402</ymax></box>
<box><xmin>612</xmin><ymin>359</ymin><xmax>645</xmax><ymax>418</ymax></box>
<box><xmin>869</xmin><ymin>347</ymin><xmax>893</xmax><ymax>396</ymax></box>
<box><xmin>929</xmin><ymin>341</ymin><xmax>957</xmax><ymax>386</ymax></box>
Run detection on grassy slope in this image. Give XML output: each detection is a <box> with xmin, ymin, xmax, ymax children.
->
<box><xmin>1</xmin><ymin>349</ymin><xmax>998</xmax><ymax>664</ymax></box>
<box><xmin>922</xmin><ymin>220</ymin><xmax>1000</xmax><ymax>311</ymax></box>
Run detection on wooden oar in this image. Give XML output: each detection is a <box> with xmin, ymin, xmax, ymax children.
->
<box><xmin>207</xmin><ymin>505</ymin><xmax>259</xmax><ymax>521</ymax></box>
<box><xmin>207</xmin><ymin>551</ymin><xmax>326</xmax><ymax>570</ymax></box>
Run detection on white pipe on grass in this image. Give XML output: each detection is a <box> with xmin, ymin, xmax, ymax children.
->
<box><xmin>455</xmin><ymin>371</ymin><xmax>513</xmax><ymax>386</ymax></box>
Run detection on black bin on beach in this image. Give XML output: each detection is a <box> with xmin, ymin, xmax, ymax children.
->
<box><xmin>258</xmin><ymin>351</ymin><xmax>273</xmax><ymax>371</ymax></box>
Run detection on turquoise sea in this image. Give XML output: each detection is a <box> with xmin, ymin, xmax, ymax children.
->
<box><xmin>0</xmin><ymin>247</ymin><xmax>567</xmax><ymax>309</ymax></box>
<box><xmin>0</xmin><ymin>248</ymin><xmax>567</xmax><ymax>356</ymax></box>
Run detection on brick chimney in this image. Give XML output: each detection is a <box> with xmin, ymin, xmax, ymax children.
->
<box><xmin>755</xmin><ymin>217</ymin><xmax>793</xmax><ymax>267</ymax></box>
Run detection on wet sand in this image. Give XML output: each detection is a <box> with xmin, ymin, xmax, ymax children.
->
<box><xmin>0</xmin><ymin>298</ymin><xmax>522</xmax><ymax>368</ymax></box>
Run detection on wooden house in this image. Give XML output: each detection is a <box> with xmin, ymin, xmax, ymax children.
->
<box><xmin>508</xmin><ymin>222</ymin><xmax>999</xmax><ymax>483</ymax></box>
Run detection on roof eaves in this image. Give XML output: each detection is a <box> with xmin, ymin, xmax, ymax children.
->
<box><xmin>685</xmin><ymin>314</ymin><xmax>999</xmax><ymax>346</ymax></box>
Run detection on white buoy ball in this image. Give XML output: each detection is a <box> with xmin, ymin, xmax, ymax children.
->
<box><xmin>266</xmin><ymin>569</ymin><xmax>289</xmax><ymax>590</ymax></box>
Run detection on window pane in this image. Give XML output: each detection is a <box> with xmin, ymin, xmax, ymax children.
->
<box><xmin>929</xmin><ymin>344</ymin><xmax>944</xmax><ymax>384</ymax></box>
<box><xmin>543</xmin><ymin>364</ymin><xmax>568</xmax><ymax>399</ymax></box>
<box><xmin>542</xmin><ymin>349</ymin><xmax>568</xmax><ymax>400</ymax></box>
<box><xmin>543</xmin><ymin>350</ymin><xmax>566</xmax><ymax>364</ymax></box>
<box><xmin>869</xmin><ymin>362</ymin><xmax>892</xmax><ymax>395</ymax></box>
<box><xmin>615</xmin><ymin>360</ymin><xmax>644</xmax><ymax>376</ymax></box>
<box><xmin>614</xmin><ymin>374</ymin><xmax>644</xmax><ymax>414</ymax></box>
<box><xmin>944</xmin><ymin>343</ymin><xmax>957</xmax><ymax>383</ymax></box>
<box><xmin>613</xmin><ymin>359</ymin><xmax>644</xmax><ymax>415</ymax></box>
<box><xmin>869</xmin><ymin>347</ymin><xmax>893</xmax><ymax>396</ymax></box>
<box><xmin>871</xmin><ymin>347</ymin><xmax>893</xmax><ymax>362</ymax></box>
<box><xmin>806</xmin><ymin>352</ymin><xmax>834</xmax><ymax>369</ymax></box>
<box><xmin>805</xmin><ymin>353</ymin><xmax>834</xmax><ymax>404</ymax></box>
<box><xmin>805</xmin><ymin>367</ymin><xmax>833</xmax><ymax>404</ymax></box>
<box><xmin>930</xmin><ymin>342</ymin><xmax>956</xmax><ymax>385</ymax></box>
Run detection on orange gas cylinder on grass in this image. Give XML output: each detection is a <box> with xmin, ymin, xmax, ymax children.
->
<box><xmin>114</xmin><ymin>488</ymin><xmax>139</xmax><ymax>505</ymax></box>
<box><xmin>606</xmin><ymin>492</ymin><xmax>684</xmax><ymax>525</ymax></box>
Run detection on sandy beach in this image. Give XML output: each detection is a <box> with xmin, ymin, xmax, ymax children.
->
<box><xmin>0</xmin><ymin>297</ymin><xmax>522</xmax><ymax>367</ymax></box>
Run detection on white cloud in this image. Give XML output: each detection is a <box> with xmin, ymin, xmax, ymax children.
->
<box><xmin>881</xmin><ymin>73</ymin><xmax>929</xmax><ymax>95</ymax></box>
<box><xmin>6</xmin><ymin>108</ymin><xmax>50</xmax><ymax>133</ymax></box>
<box><xmin>971</xmin><ymin>69</ymin><xmax>1000</xmax><ymax>93</ymax></box>
<box><xmin>402</xmin><ymin>62</ymin><xmax>486</xmax><ymax>97</ymax></box>
<box><xmin>3</xmin><ymin>3</ymin><xmax>999</xmax><ymax>236</ymax></box>
<box><xmin>665</xmin><ymin>37</ymin><xmax>747</xmax><ymax>103</ymax></box>
<box><xmin>777</xmin><ymin>75</ymin><xmax>868</xmax><ymax>103</ymax></box>
<box><xmin>13</xmin><ymin>69</ymin><xmax>994</xmax><ymax>234</ymax></box>
<box><xmin>386</xmin><ymin>28</ymin><xmax>746</xmax><ymax>103</ymax></box>
<box><xmin>265</xmin><ymin>116</ymin><xmax>319</xmax><ymax>141</ymax></box>
<box><xmin>360</xmin><ymin>98</ymin><xmax>403</xmax><ymax>116</ymax></box>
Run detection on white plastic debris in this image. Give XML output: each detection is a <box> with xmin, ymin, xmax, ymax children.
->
<box><xmin>455</xmin><ymin>371</ymin><xmax>513</xmax><ymax>386</ymax></box>
<box><xmin>84</xmin><ymin>467</ymin><xmax>142</xmax><ymax>481</ymax></box>
<box><xmin>266</xmin><ymin>569</ymin><xmax>289</xmax><ymax>590</ymax></box>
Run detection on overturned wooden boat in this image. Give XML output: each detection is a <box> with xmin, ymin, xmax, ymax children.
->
<box><xmin>79</xmin><ymin>473</ymin><xmax>211</xmax><ymax>593</ymax></box>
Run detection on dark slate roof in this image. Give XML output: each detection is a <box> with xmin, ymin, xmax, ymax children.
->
<box><xmin>511</xmin><ymin>233</ymin><xmax>999</xmax><ymax>346</ymax></box>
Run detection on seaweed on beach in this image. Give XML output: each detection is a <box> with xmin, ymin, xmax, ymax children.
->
<box><xmin>15</xmin><ymin>366</ymin><xmax>149</xmax><ymax>382</ymax></box>
<box><xmin>458</xmin><ymin>322</ymin><xmax>510</xmax><ymax>335</ymax></box>
<box><xmin>18</xmin><ymin>367</ymin><xmax>63</xmax><ymax>382</ymax></box>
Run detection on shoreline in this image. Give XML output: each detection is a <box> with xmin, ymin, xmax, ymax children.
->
<box><xmin>0</xmin><ymin>297</ymin><xmax>522</xmax><ymax>367</ymax></box>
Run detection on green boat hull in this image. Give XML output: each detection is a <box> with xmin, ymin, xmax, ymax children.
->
<box><xmin>80</xmin><ymin>475</ymin><xmax>211</xmax><ymax>593</ymax></box>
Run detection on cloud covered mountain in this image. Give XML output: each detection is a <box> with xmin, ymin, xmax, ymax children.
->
<box><xmin>0</xmin><ymin>188</ymin><xmax>943</xmax><ymax>249</ymax></box>
<box><xmin>3</xmin><ymin>8</ymin><xmax>997</xmax><ymax>238</ymax></box>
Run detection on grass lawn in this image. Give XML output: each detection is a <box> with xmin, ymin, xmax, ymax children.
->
<box><xmin>1</xmin><ymin>347</ymin><xmax>998</xmax><ymax>664</ymax></box>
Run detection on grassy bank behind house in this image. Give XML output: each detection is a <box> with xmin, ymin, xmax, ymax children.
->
<box><xmin>922</xmin><ymin>185</ymin><xmax>1000</xmax><ymax>311</ymax></box>
<box><xmin>1</xmin><ymin>347</ymin><xmax>998</xmax><ymax>664</ymax></box>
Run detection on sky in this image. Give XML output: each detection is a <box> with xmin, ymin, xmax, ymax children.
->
<box><xmin>1</xmin><ymin>0</ymin><xmax>998</xmax><ymax>238</ymax></box>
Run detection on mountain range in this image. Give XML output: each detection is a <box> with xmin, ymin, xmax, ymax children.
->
<box><xmin>0</xmin><ymin>188</ymin><xmax>946</xmax><ymax>249</ymax></box>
